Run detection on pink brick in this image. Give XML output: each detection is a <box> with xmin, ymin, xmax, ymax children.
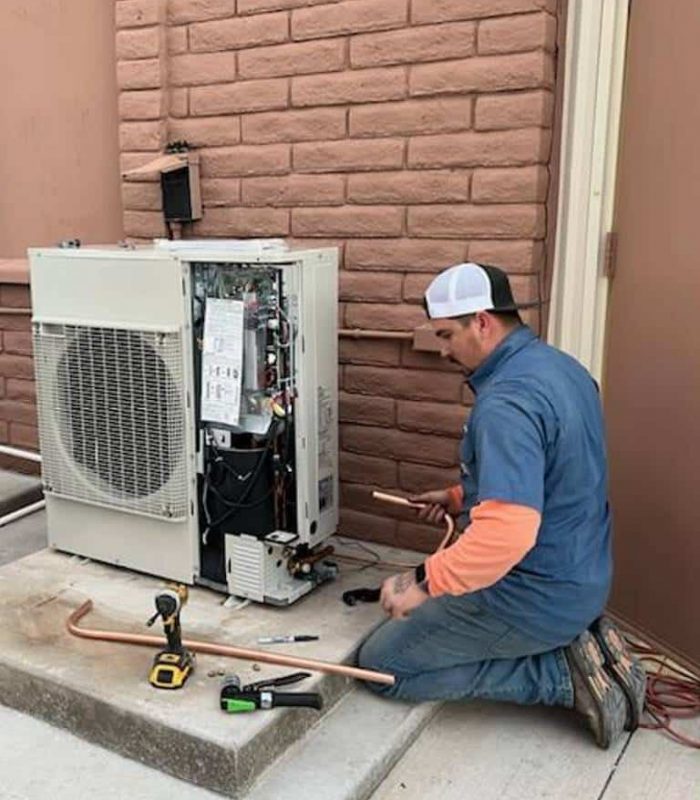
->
<box><xmin>478</xmin><ymin>11</ymin><xmax>557</xmax><ymax>55</ymax></box>
<box><xmin>292</xmin><ymin>0</ymin><xmax>407</xmax><ymax>41</ymax></box>
<box><xmin>191</xmin><ymin>79</ymin><xmax>288</xmax><ymax>115</ymax></box>
<box><xmin>169</xmin><ymin>88</ymin><xmax>189</xmax><ymax>117</ymax></box>
<box><xmin>340</xmin><ymin>450</ymin><xmax>398</xmax><ymax>488</ymax></box>
<box><xmin>9</xmin><ymin>423</ymin><xmax>39</xmax><ymax>450</ymax></box>
<box><xmin>351</xmin><ymin>22</ymin><xmax>475</xmax><ymax>67</ymax></box>
<box><xmin>342</xmin><ymin>423</ymin><xmax>459</xmax><ymax>467</ymax></box>
<box><xmin>398</xmin><ymin>400</ymin><xmax>467</xmax><ymax>437</ymax></box>
<box><xmin>119</xmin><ymin>121</ymin><xmax>164</xmax><ymax>151</ymax></box>
<box><xmin>2</xmin><ymin>332</ymin><xmax>32</xmax><ymax>356</ymax></box>
<box><xmin>117</xmin><ymin>59</ymin><xmax>162</xmax><ymax>90</ymax></box>
<box><xmin>193</xmin><ymin>207</ymin><xmax>290</xmax><ymax>236</ymax></box>
<box><xmin>239</xmin><ymin>39</ymin><xmax>345</xmax><ymax>79</ymax></box>
<box><xmin>401</xmin><ymin>345</ymin><xmax>461</xmax><ymax>371</ymax></box>
<box><xmin>399</xmin><ymin>462</ymin><xmax>460</xmax><ymax>494</ymax></box>
<box><xmin>169</xmin><ymin>116</ymin><xmax>241</xmax><ymax>147</ymax></box>
<box><xmin>408</xmin><ymin>128</ymin><xmax>551</xmax><ymax>168</ymax></box>
<box><xmin>190</xmin><ymin>12</ymin><xmax>288</xmax><ymax>52</ymax></box>
<box><xmin>170</xmin><ymin>53</ymin><xmax>236</xmax><ymax>87</ymax></box>
<box><xmin>292</xmin><ymin>68</ymin><xmax>406</xmax><ymax>107</ymax></box>
<box><xmin>468</xmin><ymin>240</ymin><xmax>544</xmax><ymax>271</ymax></box>
<box><xmin>339</xmin><ymin>272</ymin><xmax>402</xmax><ymax>302</ymax></box>
<box><xmin>0</xmin><ymin>286</ymin><xmax>30</xmax><ymax>308</ymax></box>
<box><xmin>347</xmin><ymin>170</ymin><xmax>470</xmax><ymax>204</ymax></box>
<box><xmin>240</xmin><ymin>0</ymin><xmax>342</xmax><ymax>12</ymax></box>
<box><xmin>475</xmin><ymin>90</ymin><xmax>553</xmax><ymax>130</ymax></box>
<box><xmin>339</xmin><ymin>508</ymin><xmax>397</xmax><ymax>546</ymax></box>
<box><xmin>119</xmin><ymin>90</ymin><xmax>165</xmax><ymax>120</ymax></box>
<box><xmin>292</xmin><ymin>207</ymin><xmax>404</xmax><ymax>238</ymax></box>
<box><xmin>410</xmin><ymin>51</ymin><xmax>554</xmax><ymax>96</ymax></box>
<box><xmin>396</xmin><ymin>520</ymin><xmax>447</xmax><ymax>552</ymax></box>
<box><xmin>0</xmin><ymin>315</ymin><xmax>31</xmax><ymax>333</ymax></box>
<box><xmin>0</xmin><ymin>400</ymin><xmax>37</xmax><ymax>426</ymax></box>
<box><xmin>411</xmin><ymin>0</ymin><xmax>556</xmax><ymax>24</ymax></box>
<box><xmin>242</xmin><ymin>108</ymin><xmax>346</xmax><ymax>144</ymax></box>
<box><xmin>339</xmin><ymin>339</ymin><xmax>401</xmax><ymax>366</ymax></box>
<box><xmin>123</xmin><ymin>210</ymin><xmax>167</xmax><ymax>237</ymax></box>
<box><xmin>408</xmin><ymin>204</ymin><xmax>545</xmax><ymax>238</ymax></box>
<box><xmin>339</xmin><ymin>392</ymin><xmax>396</xmax><ymax>427</ymax></box>
<box><xmin>0</xmin><ymin>355</ymin><xmax>34</xmax><ymax>380</ymax></box>
<box><xmin>472</xmin><ymin>165</ymin><xmax>549</xmax><ymax>203</ymax></box>
<box><xmin>201</xmin><ymin>178</ymin><xmax>241</xmax><ymax>206</ymax></box>
<box><xmin>168</xmin><ymin>27</ymin><xmax>188</xmax><ymax>55</ymax></box>
<box><xmin>116</xmin><ymin>27</ymin><xmax>160</xmax><ymax>60</ymax></box>
<box><xmin>242</xmin><ymin>175</ymin><xmax>344</xmax><ymax>206</ymax></box>
<box><xmin>6</xmin><ymin>379</ymin><xmax>35</xmax><ymax>403</ymax></box>
<box><xmin>294</xmin><ymin>139</ymin><xmax>404</xmax><ymax>173</ymax></box>
<box><xmin>345</xmin><ymin>239</ymin><xmax>467</xmax><ymax>271</ymax></box>
<box><xmin>200</xmin><ymin>144</ymin><xmax>290</xmax><ymax>177</ymax></box>
<box><xmin>167</xmin><ymin>0</ymin><xmax>235</xmax><ymax>24</ymax></box>
<box><xmin>350</xmin><ymin>97</ymin><xmax>472</xmax><ymax>137</ymax></box>
<box><xmin>121</xmin><ymin>182</ymin><xmax>161</xmax><ymax>211</ymax></box>
<box><xmin>345</xmin><ymin>303</ymin><xmax>428</xmax><ymax>333</ymax></box>
<box><xmin>116</xmin><ymin>0</ymin><xmax>161</xmax><ymax>29</ymax></box>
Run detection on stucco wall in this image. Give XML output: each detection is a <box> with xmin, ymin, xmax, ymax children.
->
<box><xmin>0</xmin><ymin>1</ymin><xmax>124</xmax><ymax>471</ymax></box>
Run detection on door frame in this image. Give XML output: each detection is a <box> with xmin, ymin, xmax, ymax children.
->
<box><xmin>547</xmin><ymin>0</ymin><xmax>630</xmax><ymax>383</ymax></box>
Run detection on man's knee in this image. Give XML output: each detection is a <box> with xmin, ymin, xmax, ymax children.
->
<box><xmin>356</xmin><ymin>631</ymin><xmax>401</xmax><ymax>698</ymax></box>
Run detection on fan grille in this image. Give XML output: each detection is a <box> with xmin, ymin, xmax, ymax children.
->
<box><xmin>34</xmin><ymin>323</ymin><xmax>188</xmax><ymax>519</ymax></box>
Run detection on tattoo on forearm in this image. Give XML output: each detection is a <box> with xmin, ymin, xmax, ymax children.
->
<box><xmin>392</xmin><ymin>572</ymin><xmax>415</xmax><ymax>595</ymax></box>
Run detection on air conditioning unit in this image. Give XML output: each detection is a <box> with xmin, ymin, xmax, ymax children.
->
<box><xmin>29</xmin><ymin>241</ymin><xmax>338</xmax><ymax>605</ymax></box>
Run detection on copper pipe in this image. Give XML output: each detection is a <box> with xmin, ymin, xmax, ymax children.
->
<box><xmin>67</xmin><ymin>600</ymin><xmax>395</xmax><ymax>686</ymax></box>
<box><xmin>339</xmin><ymin>328</ymin><xmax>413</xmax><ymax>341</ymax></box>
<box><xmin>372</xmin><ymin>490</ymin><xmax>456</xmax><ymax>550</ymax></box>
<box><xmin>0</xmin><ymin>307</ymin><xmax>31</xmax><ymax>315</ymax></box>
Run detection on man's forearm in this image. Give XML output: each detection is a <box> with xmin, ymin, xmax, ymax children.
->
<box><xmin>424</xmin><ymin>499</ymin><xmax>540</xmax><ymax>596</ymax></box>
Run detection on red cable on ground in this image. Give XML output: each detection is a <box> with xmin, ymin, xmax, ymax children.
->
<box><xmin>624</xmin><ymin>634</ymin><xmax>700</xmax><ymax>749</ymax></box>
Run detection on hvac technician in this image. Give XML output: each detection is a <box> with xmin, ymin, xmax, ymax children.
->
<box><xmin>357</xmin><ymin>263</ymin><xmax>646</xmax><ymax>750</ymax></box>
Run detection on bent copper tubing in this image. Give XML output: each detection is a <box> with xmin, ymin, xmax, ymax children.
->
<box><xmin>67</xmin><ymin>600</ymin><xmax>395</xmax><ymax>686</ymax></box>
<box><xmin>372</xmin><ymin>490</ymin><xmax>456</xmax><ymax>550</ymax></box>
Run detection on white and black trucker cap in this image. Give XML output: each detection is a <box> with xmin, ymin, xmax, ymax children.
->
<box><xmin>424</xmin><ymin>262</ymin><xmax>528</xmax><ymax>319</ymax></box>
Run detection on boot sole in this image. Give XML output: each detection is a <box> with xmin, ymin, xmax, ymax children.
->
<box><xmin>566</xmin><ymin>630</ymin><xmax>626</xmax><ymax>749</ymax></box>
<box><xmin>591</xmin><ymin>617</ymin><xmax>646</xmax><ymax>731</ymax></box>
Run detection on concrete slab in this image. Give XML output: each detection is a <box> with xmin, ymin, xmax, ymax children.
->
<box><xmin>246</xmin><ymin>690</ymin><xmax>439</xmax><ymax>800</ymax></box>
<box><xmin>0</xmin><ymin>509</ymin><xmax>47</xmax><ymax>567</ymax></box>
<box><xmin>0</xmin><ymin>468</ymin><xmax>43</xmax><ymax>517</ymax></box>
<box><xmin>602</xmin><ymin>719</ymin><xmax>700</xmax><ymax>799</ymax></box>
<box><xmin>0</xmin><ymin>705</ymin><xmax>221</xmax><ymax>800</ymax></box>
<box><xmin>370</xmin><ymin>701</ymin><xmax>631</xmax><ymax>800</ymax></box>
<box><xmin>0</xmin><ymin>543</ymin><xmax>403</xmax><ymax>798</ymax></box>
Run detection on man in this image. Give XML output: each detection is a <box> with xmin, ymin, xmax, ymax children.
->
<box><xmin>357</xmin><ymin>262</ymin><xmax>645</xmax><ymax>749</ymax></box>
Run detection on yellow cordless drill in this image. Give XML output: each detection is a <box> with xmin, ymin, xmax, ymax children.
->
<box><xmin>146</xmin><ymin>584</ymin><xmax>195</xmax><ymax>689</ymax></box>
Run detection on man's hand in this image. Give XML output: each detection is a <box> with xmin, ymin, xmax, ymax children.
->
<box><xmin>409</xmin><ymin>489</ymin><xmax>451</xmax><ymax>524</ymax></box>
<box><xmin>380</xmin><ymin>570</ymin><xmax>430</xmax><ymax>619</ymax></box>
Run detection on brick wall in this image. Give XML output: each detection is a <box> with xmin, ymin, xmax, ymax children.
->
<box><xmin>0</xmin><ymin>265</ymin><xmax>39</xmax><ymax>475</ymax></box>
<box><xmin>117</xmin><ymin>0</ymin><xmax>559</xmax><ymax>551</ymax></box>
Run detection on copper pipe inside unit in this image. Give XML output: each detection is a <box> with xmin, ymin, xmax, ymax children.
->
<box><xmin>338</xmin><ymin>328</ymin><xmax>413</xmax><ymax>341</ymax></box>
<box><xmin>67</xmin><ymin>600</ymin><xmax>395</xmax><ymax>686</ymax></box>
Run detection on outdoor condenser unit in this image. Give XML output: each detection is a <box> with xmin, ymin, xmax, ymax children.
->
<box><xmin>29</xmin><ymin>241</ymin><xmax>338</xmax><ymax>605</ymax></box>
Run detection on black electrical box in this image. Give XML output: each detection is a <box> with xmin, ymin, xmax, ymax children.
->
<box><xmin>161</xmin><ymin>164</ymin><xmax>201</xmax><ymax>223</ymax></box>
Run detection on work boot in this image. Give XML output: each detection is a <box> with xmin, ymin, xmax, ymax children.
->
<box><xmin>565</xmin><ymin>630</ymin><xmax>627</xmax><ymax>749</ymax></box>
<box><xmin>591</xmin><ymin>616</ymin><xmax>646</xmax><ymax>731</ymax></box>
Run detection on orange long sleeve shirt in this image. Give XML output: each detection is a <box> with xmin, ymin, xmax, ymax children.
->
<box><xmin>425</xmin><ymin>486</ymin><xmax>541</xmax><ymax>597</ymax></box>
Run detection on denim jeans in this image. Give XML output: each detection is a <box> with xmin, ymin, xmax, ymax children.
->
<box><xmin>357</xmin><ymin>593</ymin><xmax>575</xmax><ymax>707</ymax></box>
